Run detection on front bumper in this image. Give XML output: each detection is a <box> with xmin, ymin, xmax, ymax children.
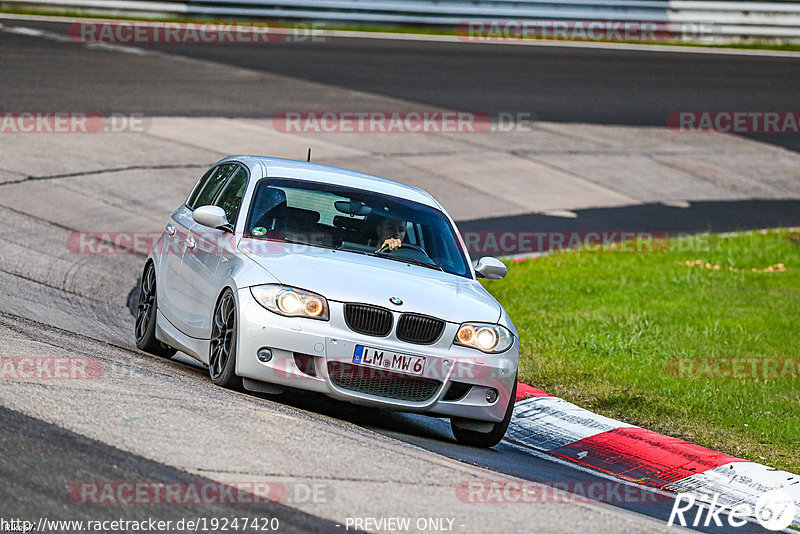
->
<box><xmin>235</xmin><ymin>288</ymin><xmax>518</xmax><ymax>423</ymax></box>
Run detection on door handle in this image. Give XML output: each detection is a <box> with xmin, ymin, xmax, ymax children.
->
<box><xmin>165</xmin><ymin>224</ymin><xmax>176</xmax><ymax>237</ymax></box>
<box><xmin>185</xmin><ymin>236</ymin><xmax>196</xmax><ymax>250</ymax></box>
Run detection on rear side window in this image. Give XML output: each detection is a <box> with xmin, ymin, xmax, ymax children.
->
<box><xmin>214</xmin><ymin>166</ymin><xmax>249</xmax><ymax>225</ymax></box>
<box><xmin>186</xmin><ymin>164</ymin><xmax>236</xmax><ymax>210</ymax></box>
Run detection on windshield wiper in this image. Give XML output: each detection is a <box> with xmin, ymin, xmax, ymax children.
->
<box><xmin>368</xmin><ymin>252</ymin><xmax>443</xmax><ymax>271</ymax></box>
<box><xmin>336</xmin><ymin>244</ymin><xmax>368</xmax><ymax>255</ymax></box>
<box><xmin>407</xmin><ymin>259</ymin><xmax>444</xmax><ymax>271</ymax></box>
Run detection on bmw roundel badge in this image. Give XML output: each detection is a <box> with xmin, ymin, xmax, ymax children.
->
<box><xmin>389</xmin><ymin>297</ymin><xmax>403</xmax><ymax>306</ymax></box>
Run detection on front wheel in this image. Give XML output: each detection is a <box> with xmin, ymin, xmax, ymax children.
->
<box><xmin>134</xmin><ymin>262</ymin><xmax>176</xmax><ymax>358</ymax></box>
<box><xmin>209</xmin><ymin>289</ymin><xmax>242</xmax><ymax>390</ymax></box>
<box><xmin>451</xmin><ymin>379</ymin><xmax>517</xmax><ymax>448</ymax></box>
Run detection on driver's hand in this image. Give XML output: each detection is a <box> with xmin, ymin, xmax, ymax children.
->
<box><xmin>379</xmin><ymin>238</ymin><xmax>402</xmax><ymax>251</ymax></box>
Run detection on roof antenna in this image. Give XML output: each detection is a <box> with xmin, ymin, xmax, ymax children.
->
<box><xmin>306</xmin><ymin>148</ymin><xmax>312</xmax><ymax>162</ymax></box>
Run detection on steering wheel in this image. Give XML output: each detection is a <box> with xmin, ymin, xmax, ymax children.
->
<box><xmin>377</xmin><ymin>243</ymin><xmax>427</xmax><ymax>255</ymax></box>
<box><xmin>376</xmin><ymin>243</ymin><xmax>439</xmax><ymax>267</ymax></box>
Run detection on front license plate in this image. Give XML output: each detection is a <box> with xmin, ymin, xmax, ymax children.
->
<box><xmin>352</xmin><ymin>345</ymin><xmax>425</xmax><ymax>376</ymax></box>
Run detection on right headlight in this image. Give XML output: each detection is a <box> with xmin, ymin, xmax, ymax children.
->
<box><xmin>454</xmin><ymin>322</ymin><xmax>513</xmax><ymax>353</ymax></box>
<box><xmin>250</xmin><ymin>284</ymin><xmax>329</xmax><ymax>321</ymax></box>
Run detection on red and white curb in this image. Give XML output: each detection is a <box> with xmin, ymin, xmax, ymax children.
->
<box><xmin>509</xmin><ymin>382</ymin><xmax>800</xmax><ymax>528</ymax></box>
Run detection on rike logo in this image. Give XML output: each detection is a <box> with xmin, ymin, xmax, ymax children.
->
<box><xmin>668</xmin><ymin>490</ymin><xmax>796</xmax><ymax>531</ymax></box>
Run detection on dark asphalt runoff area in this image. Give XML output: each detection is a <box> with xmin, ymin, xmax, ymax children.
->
<box><xmin>2</xmin><ymin>19</ymin><xmax>799</xmax><ymax>152</ymax></box>
<box><xmin>0</xmin><ymin>405</ymin><xmax>348</xmax><ymax>533</ymax></box>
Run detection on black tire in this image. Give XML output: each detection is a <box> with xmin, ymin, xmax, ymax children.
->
<box><xmin>209</xmin><ymin>289</ymin><xmax>242</xmax><ymax>390</ymax></box>
<box><xmin>134</xmin><ymin>262</ymin><xmax>177</xmax><ymax>358</ymax></box>
<box><xmin>451</xmin><ymin>379</ymin><xmax>517</xmax><ymax>448</ymax></box>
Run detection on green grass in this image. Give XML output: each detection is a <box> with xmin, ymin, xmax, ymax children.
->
<box><xmin>482</xmin><ymin>229</ymin><xmax>800</xmax><ymax>472</ymax></box>
<box><xmin>2</xmin><ymin>7</ymin><xmax>800</xmax><ymax>52</ymax></box>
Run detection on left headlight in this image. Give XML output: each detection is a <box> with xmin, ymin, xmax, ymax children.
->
<box><xmin>454</xmin><ymin>322</ymin><xmax>513</xmax><ymax>353</ymax></box>
<box><xmin>250</xmin><ymin>284</ymin><xmax>329</xmax><ymax>321</ymax></box>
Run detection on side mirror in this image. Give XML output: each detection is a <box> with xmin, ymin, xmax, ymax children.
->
<box><xmin>475</xmin><ymin>257</ymin><xmax>507</xmax><ymax>280</ymax></box>
<box><xmin>193</xmin><ymin>205</ymin><xmax>232</xmax><ymax>232</ymax></box>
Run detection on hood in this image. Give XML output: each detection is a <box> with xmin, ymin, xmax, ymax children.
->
<box><xmin>239</xmin><ymin>241</ymin><xmax>501</xmax><ymax>324</ymax></box>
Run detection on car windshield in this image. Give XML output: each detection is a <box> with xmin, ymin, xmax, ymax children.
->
<box><xmin>245</xmin><ymin>178</ymin><xmax>471</xmax><ymax>278</ymax></box>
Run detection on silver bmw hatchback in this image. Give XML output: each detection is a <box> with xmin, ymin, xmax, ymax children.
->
<box><xmin>135</xmin><ymin>156</ymin><xmax>519</xmax><ymax>447</ymax></box>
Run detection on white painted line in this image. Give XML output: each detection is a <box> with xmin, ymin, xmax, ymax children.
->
<box><xmin>1</xmin><ymin>23</ymin><xmax>159</xmax><ymax>55</ymax></box>
<box><xmin>3</xmin><ymin>25</ymin><xmax>72</xmax><ymax>42</ymax></box>
<box><xmin>85</xmin><ymin>41</ymin><xmax>147</xmax><ymax>54</ymax></box>
<box><xmin>508</xmin><ymin>396</ymin><xmax>634</xmax><ymax>451</ymax></box>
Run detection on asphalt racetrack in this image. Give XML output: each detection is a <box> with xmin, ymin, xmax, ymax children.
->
<box><xmin>3</xmin><ymin>19</ymin><xmax>800</xmax><ymax>154</ymax></box>
<box><xmin>0</xmin><ymin>16</ymin><xmax>797</xmax><ymax>533</ymax></box>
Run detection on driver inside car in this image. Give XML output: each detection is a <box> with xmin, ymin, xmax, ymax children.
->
<box><xmin>375</xmin><ymin>217</ymin><xmax>407</xmax><ymax>252</ymax></box>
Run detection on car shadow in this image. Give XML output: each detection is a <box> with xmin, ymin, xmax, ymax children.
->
<box><xmin>250</xmin><ymin>386</ymin><xmax>454</xmax><ymax>443</ymax></box>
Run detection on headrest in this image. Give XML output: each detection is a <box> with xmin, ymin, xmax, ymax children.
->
<box><xmin>283</xmin><ymin>207</ymin><xmax>320</xmax><ymax>224</ymax></box>
<box><xmin>333</xmin><ymin>215</ymin><xmax>372</xmax><ymax>232</ymax></box>
<box><xmin>253</xmin><ymin>187</ymin><xmax>288</xmax><ymax>216</ymax></box>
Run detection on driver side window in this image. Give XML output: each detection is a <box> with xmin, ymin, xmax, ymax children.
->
<box><xmin>186</xmin><ymin>164</ymin><xmax>236</xmax><ymax>210</ymax></box>
<box><xmin>213</xmin><ymin>166</ymin><xmax>249</xmax><ymax>226</ymax></box>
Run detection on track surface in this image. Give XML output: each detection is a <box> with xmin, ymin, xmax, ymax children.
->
<box><xmin>0</xmin><ymin>15</ymin><xmax>794</xmax><ymax>533</ymax></box>
<box><xmin>2</xmin><ymin>19</ymin><xmax>800</xmax><ymax>153</ymax></box>
<box><xmin>0</xmin><ymin>405</ymin><xmax>345</xmax><ymax>533</ymax></box>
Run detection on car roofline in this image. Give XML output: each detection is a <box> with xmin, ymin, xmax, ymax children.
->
<box><xmin>214</xmin><ymin>155</ymin><xmax>440</xmax><ymax>209</ymax></box>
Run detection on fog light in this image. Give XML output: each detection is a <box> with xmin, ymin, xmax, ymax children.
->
<box><xmin>485</xmin><ymin>388</ymin><xmax>499</xmax><ymax>404</ymax></box>
<box><xmin>257</xmin><ymin>347</ymin><xmax>273</xmax><ymax>363</ymax></box>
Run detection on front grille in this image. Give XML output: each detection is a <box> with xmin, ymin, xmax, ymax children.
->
<box><xmin>396</xmin><ymin>313</ymin><xmax>445</xmax><ymax>344</ymax></box>
<box><xmin>344</xmin><ymin>303</ymin><xmax>392</xmax><ymax>337</ymax></box>
<box><xmin>327</xmin><ymin>361</ymin><xmax>441</xmax><ymax>402</ymax></box>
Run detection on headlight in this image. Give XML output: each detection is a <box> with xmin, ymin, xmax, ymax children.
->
<box><xmin>250</xmin><ymin>285</ymin><xmax>329</xmax><ymax>320</ymax></box>
<box><xmin>454</xmin><ymin>322</ymin><xmax>513</xmax><ymax>353</ymax></box>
